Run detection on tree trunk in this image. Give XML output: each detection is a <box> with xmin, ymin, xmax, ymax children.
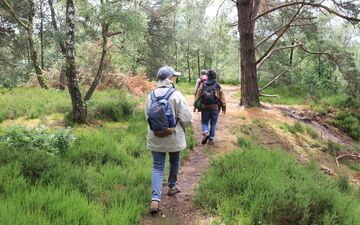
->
<box><xmin>197</xmin><ymin>49</ymin><xmax>200</xmax><ymax>78</ymax></box>
<box><xmin>28</xmin><ymin>0</ymin><xmax>48</xmax><ymax>89</ymax></box>
<box><xmin>186</xmin><ymin>43</ymin><xmax>191</xmax><ymax>82</ymax></box>
<box><xmin>84</xmin><ymin>23</ymin><xmax>108</xmax><ymax>102</ymax></box>
<box><xmin>289</xmin><ymin>42</ymin><xmax>294</xmax><ymax>67</ymax></box>
<box><xmin>48</xmin><ymin>0</ymin><xmax>67</xmax><ymax>90</ymax></box>
<box><xmin>237</xmin><ymin>0</ymin><xmax>260</xmax><ymax>107</ymax></box>
<box><xmin>40</xmin><ymin>0</ymin><xmax>45</xmax><ymax>69</ymax></box>
<box><xmin>65</xmin><ymin>0</ymin><xmax>86</xmax><ymax>123</ymax></box>
<box><xmin>173</xmin><ymin>1</ymin><xmax>178</xmax><ymax>70</ymax></box>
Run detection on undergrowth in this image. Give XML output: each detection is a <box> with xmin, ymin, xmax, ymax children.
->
<box><xmin>195</xmin><ymin>144</ymin><xmax>360</xmax><ymax>225</ymax></box>
<box><xmin>0</xmin><ymin>91</ymin><xmax>195</xmax><ymax>224</ymax></box>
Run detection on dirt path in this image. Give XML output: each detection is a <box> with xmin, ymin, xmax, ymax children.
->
<box><xmin>139</xmin><ymin>85</ymin><xmax>360</xmax><ymax>224</ymax></box>
<box><xmin>139</xmin><ymin>86</ymin><xmax>240</xmax><ymax>225</ymax></box>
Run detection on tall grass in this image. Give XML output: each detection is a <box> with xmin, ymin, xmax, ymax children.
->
<box><xmin>0</xmin><ymin>89</ymin><xmax>195</xmax><ymax>224</ymax></box>
<box><xmin>0</xmin><ymin>112</ymin><xmax>151</xmax><ymax>224</ymax></box>
<box><xmin>195</xmin><ymin>144</ymin><xmax>360</xmax><ymax>225</ymax></box>
<box><xmin>0</xmin><ymin>88</ymin><xmax>137</xmax><ymax>123</ymax></box>
<box><xmin>0</xmin><ymin>88</ymin><xmax>70</xmax><ymax>121</ymax></box>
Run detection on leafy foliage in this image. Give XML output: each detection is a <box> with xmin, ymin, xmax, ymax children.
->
<box><xmin>0</xmin><ymin>126</ymin><xmax>74</xmax><ymax>156</ymax></box>
<box><xmin>332</xmin><ymin>111</ymin><xmax>360</xmax><ymax>140</ymax></box>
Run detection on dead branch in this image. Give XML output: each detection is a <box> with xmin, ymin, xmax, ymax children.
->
<box><xmin>254</xmin><ymin>1</ymin><xmax>360</xmax><ymax>23</ymax></box>
<box><xmin>336</xmin><ymin>153</ymin><xmax>360</xmax><ymax>167</ymax></box>
<box><xmin>259</xmin><ymin>69</ymin><xmax>290</xmax><ymax>92</ymax></box>
<box><xmin>256</xmin><ymin>23</ymin><xmax>316</xmax><ymax>49</ymax></box>
<box><xmin>257</xmin><ymin>43</ymin><xmax>302</xmax><ymax>69</ymax></box>
<box><xmin>259</xmin><ymin>93</ymin><xmax>280</xmax><ymax>97</ymax></box>
<box><xmin>256</xmin><ymin>5</ymin><xmax>303</xmax><ymax>65</ymax></box>
<box><xmin>107</xmin><ymin>31</ymin><xmax>123</xmax><ymax>37</ymax></box>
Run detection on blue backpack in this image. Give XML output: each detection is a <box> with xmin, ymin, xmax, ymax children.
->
<box><xmin>147</xmin><ymin>88</ymin><xmax>177</xmax><ymax>137</ymax></box>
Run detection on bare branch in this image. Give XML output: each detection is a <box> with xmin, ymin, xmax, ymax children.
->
<box><xmin>107</xmin><ymin>31</ymin><xmax>123</xmax><ymax>37</ymax></box>
<box><xmin>254</xmin><ymin>1</ymin><xmax>360</xmax><ymax>22</ymax></box>
<box><xmin>298</xmin><ymin>45</ymin><xmax>345</xmax><ymax>74</ymax></box>
<box><xmin>259</xmin><ymin>69</ymin><xmax>290</xmax><ymax>92</ymax></box>
<box><xmin>256</xmin><ymin>23</ymin><xmax>316</xmax><ymax>49</ymax></box>
<box><xmin>2</xmin><ymin>0</ymin><xmax>28</xmax><ymax>29</ymax></box>
<box><xmin>48</xmin><ymin>0</ymin><xmax>66</xmax><ymax>55</ymax></box>
<box><xmin>336</xmin><ymin>153</ymin><xmax>360</xmax><ymax>167</ymax></box>
<box><xmin>295</xmin><ymin>44</ymin><xmax>355</xmax><ymax>93</ymax></box>
<box><xmin>257</xmin><ymin>43</ymin><xmax>302</xmax><ymax>69</ymax></box>
<box><xmin>260</xmin><ymin>93</ymin><xmax>280</xmax><ymax>97</ymax></box>
<box><xmin>256</xmin><ymin>5</ymin><xmax>303</xmax><ymax>65</ymax></box>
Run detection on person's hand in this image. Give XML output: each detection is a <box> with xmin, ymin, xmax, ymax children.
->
<box><xmin>222</xmin><ymin>107</ymin><xmax>226</xmax><ymax>115</ymax></box>
<box><xmin>193</xmin><ymin>107</ymin><xmax>197</xmax><ymax>112</ymax></box>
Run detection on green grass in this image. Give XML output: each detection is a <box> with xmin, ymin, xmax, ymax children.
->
<box><xmin>0</xmin><ymin>88</ymin><xmax>70</xmax><ymax>122</ymax></box>
<box><xmin>259</xmin><ymin>86</ymin><xmax>308</xmax><ymax>105</ymax></box>
<box><xmin>0</xmin><ymin>87</ymin><xmax>195</xmax><ymax>225</ymax></box>
<box><xmin>175</xmin><ymin>81</ymin><xmax>196</xmax><ymax>95</ymax></box>
<box><xmin>195</xmin><ymin>144</ymin><xmax>360</xmax><ymax>225</ymax></box>
<box><xmin>0</xmin><ymin>88</ymin><xmax>137</xmax><ymax>123</ymax></box>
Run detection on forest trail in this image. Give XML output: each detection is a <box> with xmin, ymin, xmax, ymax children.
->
<box><xmin>139</xmin><ymin>86</ymin><xmax>241</xmax><ymax>225</ymax></box>
<box><xmin>140</xmin><ymin>85</ymin><xmax>360</xmax><ymax>225</ymax></box>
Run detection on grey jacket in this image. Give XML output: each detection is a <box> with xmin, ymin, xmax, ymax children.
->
<box><xmin>145</xmin><ymin>79</ymin><xmax>193</xmax><ymax>152</ymax></box>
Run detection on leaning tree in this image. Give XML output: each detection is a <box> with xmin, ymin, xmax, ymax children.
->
<box><xmin>233</xmin><ymin>0</ymin><xmax>360</xmax><ymax>107</ymax></box>
<box><xmin>2</xmin><ymin>0</ymin><xmax>48</xmax><ymax>88</ymax></box>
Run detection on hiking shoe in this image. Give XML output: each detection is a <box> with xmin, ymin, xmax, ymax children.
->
<box><xmin>208</xmin><ymin>139</ymin><xmax>214</xmax><ymax>145</ymax></box>
<box><xmin>167</xmin><ymin>187</ymin><xmax>181</xmax><ymax>196</ymax></box>
<box><xmin>150</xmin><ymin>200</ymin><xmax>160</xmax><ymax>214</ymax></box>
<box><xmin>201</xmin><ymin>133</ymin><xmax>210</xmax><ymax>145</ymax></box>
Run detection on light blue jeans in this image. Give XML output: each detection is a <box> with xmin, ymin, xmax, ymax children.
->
<box><xmin>201</xmin><ymin>110</ymin><xmax>219</xmax><ymax>139</ymax></box>
<box><xmin>151</xmin><ymin>151</ymin><xmax>180</xmax><ymax>202</ymax></box>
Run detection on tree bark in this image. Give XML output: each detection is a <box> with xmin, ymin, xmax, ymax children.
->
<box><xmin>28</xmin><ymin>0</ymin><xmax>48</xmax><ymax>88</ymax></box>
<box><xmin>65</xmin><ymin>0</ymin><xmax>86</xmax><ymax>123</ymax></box>
<box><xmin>3</xmin><ymin>0</ymin><xmax>48</xmax><ymax>88</ymax></box>
<box><xmin>84</xmin><ymin>23</ymin><xmax>108</xmax><ymax>102</ymax></box>
<box><xmin>197</xmin><ymin>49</ymin><xmax>200</xmax><ymax>78</ymax></box>
<box><xmin>40</xmin><ymin>0</ymin><xmax>45</xmax><ymax>69</ymax></box>
<box><xmin>48</xmin><ymin>0</ymin><xmax>67</xmax><ymax>90</ymax></box>
<box><xmin>237</xmin><ymin>0</ymin><xmax>260</xmax><ymax>107</ymax></box>
<box><xmin>186</xmin><ymin>43</ymin><xmax>191</xmax><ymax>82</ymax></box>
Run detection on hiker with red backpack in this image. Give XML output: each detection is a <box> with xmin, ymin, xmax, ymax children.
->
<box><xmin>194</xmin><ymin>69</ymin><xmax>208</xmax><ymax>96</ymax></box>
<box><xmin>194</xmin><ymin>70</ymin><xmax>226</xmax><ymax>145</ymax></box>
<box><xmin>145</xmin><ymin>66</ymin><xmax>193</xmax><ymax>213</ymax></box>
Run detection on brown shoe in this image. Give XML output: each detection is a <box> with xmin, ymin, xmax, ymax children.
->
<box><xmin>167</xmin><ymin>187</ymin><xmax>181</xmax><ymax>196</ymax></box>
<box><xmin>150</xmin><ymin>200</ymin><xmax>159</xmax><ymax>214</ymax></box>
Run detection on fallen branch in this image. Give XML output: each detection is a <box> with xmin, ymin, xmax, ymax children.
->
<box><xmin>335</xmin><ymin>153</ymin><xmax>360</xmax><ymax>167</ymax></box>
<box><xmin>259</xmin><ymin>93</ymin><xmax>279</xmax><ymax>97</ymax></box>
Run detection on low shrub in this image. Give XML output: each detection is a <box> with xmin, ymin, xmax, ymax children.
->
<box><xmin>195</xmin><ymin>144</ymin><xmax>360</xmax><ymax>225</ymax></box>
<box><xmin>327</xmin><ymin>140</ymin><xmax>342</xmax><ymax>156</ymax></box>
<box><xmin>286</xmin><ymin>122</ymin><xmax>304</xmax><ymax>134</ymax></box>
<box><xmin>305</xmin><ymin>125</ymin><xmax>319</xmax><ymax>139</ymax></box>
<box><xmin>332</xmin><ymin>111</ymin><xmax>360</xmax><ymax>141</ymax></box>
<box><xmin>0</xmin><ymin>126</ymin><xmax>75</xmax><ymax>156</ymax></box>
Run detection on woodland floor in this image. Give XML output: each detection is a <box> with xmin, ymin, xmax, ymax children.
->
<box><xmin>139</xmin><ymin>85</ymin><xmax>360</xmax><ymax>225</ymax></box>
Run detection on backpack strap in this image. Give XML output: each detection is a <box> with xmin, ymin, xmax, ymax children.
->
<box><xmin>162</xmin><ymin>88</ymin><xmax>176</xmax><ymax>100</ymax></box>
<box><xmin>150</xmin><ymin>88</ymin><xmax>176</xmax><ymax>102</ymax></box>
